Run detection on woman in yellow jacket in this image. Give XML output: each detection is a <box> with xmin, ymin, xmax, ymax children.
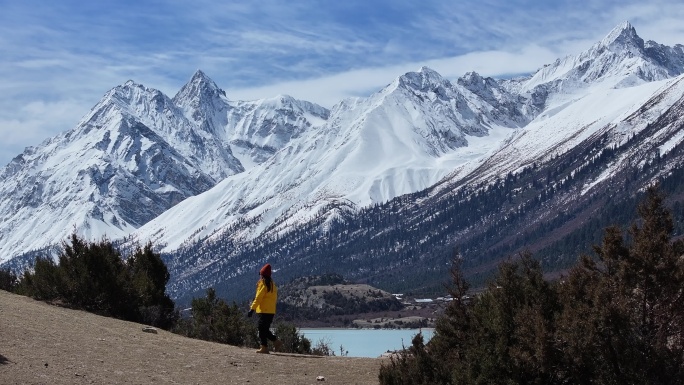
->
<box><xmin>248</xmin><ymin>263</ymin><xmax>283</xmax><ymax>354</ymax></box>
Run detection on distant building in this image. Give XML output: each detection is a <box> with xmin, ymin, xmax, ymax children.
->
<box><xmin>414</xmin><ymin>299</ymin><xmax>433</xmax><ymax>303</ymax></box>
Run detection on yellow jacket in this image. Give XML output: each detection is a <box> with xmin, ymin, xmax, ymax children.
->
<box><xmin>250</xmin><ymin>279</ymin><xmax>277</xmax><ymax>314</ymax></box>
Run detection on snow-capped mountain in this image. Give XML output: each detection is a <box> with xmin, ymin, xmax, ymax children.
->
<box><xmin>518</xmin><ymin>21</ymin><xmax>684</xmax><ymax>94</ymax></box>
<box><xmin>2</xmin><ymin>22</ymin><xmax>684</xmax><ymax>301</ymax></box>
<box><xmin>0</xmin><ymin>71</ymin><xmax>327</xmax><ymax>262</ymax></box>
<box><xmin>150</xmin><ymin>23</ymin><xmax>684</xmax><ymax>300</ymax></box>
<box><xmin>130</xmin><ymin>22</ymin><xmax>684</xmax><ymax>254</ymax></box>
<box><xmin>128</xmin><ymin>65</ymin><xmax>533</xmax><ymax>253</ymax></box>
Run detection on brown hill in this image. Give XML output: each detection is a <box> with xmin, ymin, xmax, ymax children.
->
<box><xmin>0</xmin><ymin>290</ymin><xmax>382</xmax><ymax>384</ymax></box>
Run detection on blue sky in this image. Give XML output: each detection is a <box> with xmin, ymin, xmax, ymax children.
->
<box><xmin>1</xmin><ymin>0</ymin><xmax>684</xmax><ymax>166</ymax></box>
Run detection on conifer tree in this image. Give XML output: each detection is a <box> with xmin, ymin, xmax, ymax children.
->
<box><xmin>58</xmin><ymin>235</ymin><xmax>131</xmax><ymax>317</ymax></box>
<box><xmin>556</xmin><ymin>185</ymin><xmax>684</xmax><ymax>384</ymax></box>
<box><xmin>177</xmin><ymin>288</ymin><xmax>258</xmax><ymax>347</ymax></box>
<box><xmin>0</xmin><ymin>267</ymin><xmax>17</xmax><ymax>292</ymax></box>
<box><xmin>462</xmin><ymin>251</ymin><xmax>559</xmax><ymax>385</ymax></box>
<box><xmin>127</xmin><ymin>243</ymin><xmax>175</xmax><ymax>328</ymax></box>
<box><xmin>380</xmin><ymin>186</ymin><xmax>684</xmax><ymax>384</ymax></box>
<box><xmin>429</xmin><ymin>253</ymin><xmax>472</xmax><ymax>382</ymax></box>
<box><xmin>16</xmin><ymin>256</ymin><xmax>62</xmax><ymax>300</ymax></box>
<box><xmin>15</xmin><ymin>235</ymin><xmax>178</xmax><ymax>329</ymax></box>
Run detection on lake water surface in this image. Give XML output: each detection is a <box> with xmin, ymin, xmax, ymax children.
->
<box><xmin>300</xmin><ymin>328</ymin><xmax>434</xmax><ymax>358</ymax></box>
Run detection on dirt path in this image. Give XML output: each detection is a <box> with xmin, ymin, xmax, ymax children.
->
<box><xmin>0</xmin><ymin>291</ymin><xmax>383</xmax><ymax>384</ymax></box>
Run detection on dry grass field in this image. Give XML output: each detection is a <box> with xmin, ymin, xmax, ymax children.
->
<box><xmin>0</xmin><ymin>290</ymin><xmax>383</xmax><ymax>385</ymax></box>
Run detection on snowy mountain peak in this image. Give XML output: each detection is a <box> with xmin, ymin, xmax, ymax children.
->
<box><xmin>418</xmin><ymin>65</ymin><xmax>442</xmax><ymax>77</ymax></box>
<box><xmin>190</xmin><ymin>69</ymin><xmax>223</xmax><ymax>92</ymax></box>
<box><xmin>172</xmin><ymin>70</ymin><xmax>229</xmax><ymax>131</ymax></box>
<box><xmin>520</xmin><ymin>22</ymin><xmax>676</xmax><ymax>93</ymax></box>
<box><xmin>458</xmin><ymin>71</ymin><xmax>495</xmax><ymax>92</ymax></box>
<box><xmin>173</xmin><ymin>70</ymin><xmax>226</xmax><ymax>106</ymax></box>
<box><xmin>191</xmin><ymin>68</ymin><xmax>209</xmax><ymax>79</ymax></box>
<box><xmin>397</xmin><ymin>66</ymin><xmax>450</xmax><ymax>92</ymax></box>
<box><xmin>599</xmin><ymin>20</ymin><xmax>644</xmax><ymax>52</ymax></box>
<box><xmin>261</xmin><ymin>94</ymin><xmax>297</xmax><ymax>108</ymax></box>
<box><xmin>461</xmin><ymin>71</ymin><xmax>484</xmax><ymax>83</ymax></box>
<box><xmin>112</xmin><ymin>79</ymin><xmax>162</xmax><ymax>99</ymax></box>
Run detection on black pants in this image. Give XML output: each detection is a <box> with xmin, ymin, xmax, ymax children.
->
<box><xmin>257</xmin><ymin>313</ymin><xmax>277</xmax><ymax>346</ymax></box>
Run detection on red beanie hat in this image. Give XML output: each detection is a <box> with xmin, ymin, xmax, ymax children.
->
<box><xmin>260</xmin><ymin>263</ymin><xmax>272</xmax><ymax>277</ymax></box>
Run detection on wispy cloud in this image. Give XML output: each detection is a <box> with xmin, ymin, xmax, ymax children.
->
<box><xmin>224</xmin><ymin>43</ymin><xmax>559</xmax><ymax>107</ymax></box>
<box><xmin>1</xmin><ymin>0</ymin><xmax>683</xmax><ymax>166</ymax></box>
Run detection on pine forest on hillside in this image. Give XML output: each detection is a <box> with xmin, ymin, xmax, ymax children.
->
<box><xmin>379</xmin><ymin>186</ymin><xmax>684</xmax><ymax>384</ymax></box>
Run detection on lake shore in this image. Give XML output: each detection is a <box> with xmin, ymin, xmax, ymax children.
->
<box><xmin>283</xmin><ymin>303</ymin><xmax>441</xmax><ymax>329</ymax></box>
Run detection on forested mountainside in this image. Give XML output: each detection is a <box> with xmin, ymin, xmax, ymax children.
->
<box><xmin>168</xmin><ymin>107</ymin><xmax>684</xmax><ymax>303</ymax></box>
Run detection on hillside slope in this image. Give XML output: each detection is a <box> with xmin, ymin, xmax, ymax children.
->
<box><xmin>0</xmin><ymin>291</ymin><xmax>381</xmax><ymax>385</ymax></box>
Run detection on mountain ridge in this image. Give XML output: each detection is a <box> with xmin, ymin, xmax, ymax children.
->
<box><xmin>2</xmin><ymin>22</ymin><xmax>684</xmax><ymax>303</ymax></box>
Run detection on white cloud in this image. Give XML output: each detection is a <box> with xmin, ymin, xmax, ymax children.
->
<box><xmin>224</xmin><ymin>44</ymin><xmax>560</xmax><ymax>107</ymax></box>
<box><xmin>2</xmin><ymin>0</ymin><xmax>684</xmax><ymax>167</ymax></box>
<box><xmin>0</xmin><ymin>99</ymin><xmax>87</xmax><ymax>162</ymax></box>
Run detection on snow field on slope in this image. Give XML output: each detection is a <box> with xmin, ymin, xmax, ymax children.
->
<box><xmin>131</xmin><ymin>82</ymin><xmax>519</xmax><ymax>252</ymax></box>
<box><xmin>494</xmin><ymin>80</ymin><xmax>671</xmax><ymax>170</ymax></box>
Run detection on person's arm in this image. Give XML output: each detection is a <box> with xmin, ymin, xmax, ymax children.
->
<box><xmin>250</xmin><ymin>280</ymin><xmax>265</xmax><ymax>311</ymax></box>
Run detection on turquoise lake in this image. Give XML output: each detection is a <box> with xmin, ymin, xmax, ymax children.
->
<box><xmin>299</xmin><ymin>328</ymin><xmax>434</xmax><ymax>358</ymax></box>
